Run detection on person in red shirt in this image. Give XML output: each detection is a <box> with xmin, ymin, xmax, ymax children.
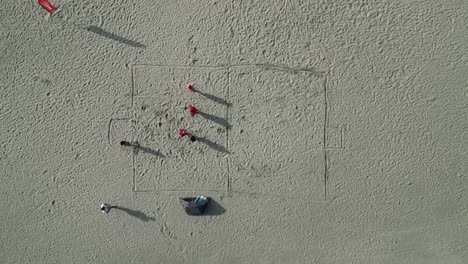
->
<box><xmin>179</xmin><ymin>129</ymin><xmax>197</xmax><ymax>142</ymax></box>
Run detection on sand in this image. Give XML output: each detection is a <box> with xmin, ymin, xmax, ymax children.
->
<box><xmin>1</xmin><ymin>0</ymin><xmax>467</xmax><ymax>263</ymax></box>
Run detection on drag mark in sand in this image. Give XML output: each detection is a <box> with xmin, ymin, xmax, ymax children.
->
<box><xmin>253</xmin><ymin>63</ymin><xmax>325</xmax><ymax>77</ymax></box>
<box><xmin>226</xmin><ymin>70</ymin><xmax>231</xmax><ymax>191</ymax></box>
<box><xmin>130</xmin><ymin>63</ymin><xmax>323</xmax><ymax>76</ymax></box>
<box><xmin>322</xmin><ymin>78</ymin><xmax>345</xmax><ymax>200</ymax></box>
<box><xmin>323</xmin><ymin>78</ymin><xmax>329</xmax><ymax>199</ymax></box>
<box><xmin>132</xmin><ymin>146</ymin><xmax>136</xmax><ymax>192</ymax></box>
<box><xmin>324</xmin><ymin>150</ymin><xmax>329</xmax><ymax>200</ymax></box>
<box><xmin>131</xmin><ymin>65</ymin><xmax>136</xmax><ymax>109</ymax></box>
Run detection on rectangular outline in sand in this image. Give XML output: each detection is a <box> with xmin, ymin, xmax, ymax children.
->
<box><xmin>129</xmin><ymin>64</ymin><xmax>328</xmax><ymax>198</ymax></box>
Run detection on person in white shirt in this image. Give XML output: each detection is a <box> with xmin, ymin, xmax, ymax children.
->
<box><xmin>100</xmin><ymin>203</ymin><xmax>113</xmax><ymax>214</ymax></box>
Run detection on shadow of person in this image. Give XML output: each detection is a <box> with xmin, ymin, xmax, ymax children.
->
<box><xmin>85</xmin><ymin>26</ymin><xmax>146</xmax><ymax>48</ymax></box>
<box><xmin>203</xmin><ymin>198</ymin><xmax>226</xmax><ymax>216</ymax></box>
<box><xmin>195</xmin><ymin>90</ymin><xmax>232</xmax><ymax>107</ymax></box>
<box><xmin>197</xmin><ymin>137</ymin><xmax>230</xmax><ymax>154</ymax></box>
<box><xmin>134</xmin><ymin>145</ymin><xmax>165</xmax><ymax>158</ymax></box>
<box><xmin>198</xmin><ymin>111</ymin><xmax>232</xmax><ymax>129</ymax></box>
<box><xmin>114</xmin><ymin>206</ymin><xmax>156</xmax><ymax>222</ymax></box>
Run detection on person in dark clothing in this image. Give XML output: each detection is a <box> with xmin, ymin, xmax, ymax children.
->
<box><xmin>120</xmin><ymin>141</ymin><xmax>139</xmax><ymax>147</ymax></box>
<box><xmin>179</xmin><ymin>129</ymin><xmax>197</xmax><ymax>142</ymax></box>
<box><xmin>120</xmin><ymin>141</ymin><xmax>132</xmax><ymax>146</ymax></box>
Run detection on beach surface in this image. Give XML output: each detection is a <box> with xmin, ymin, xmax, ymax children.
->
<box><xmin>1</xmin><ymin>1</ymin><xmax>467</xmax><ymax>263</ymax></box>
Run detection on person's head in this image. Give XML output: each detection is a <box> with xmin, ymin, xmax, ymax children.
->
<box><xmin>120</xmin><ymin>141</ymin><xmax>131</xmax><ymax>146</ymax></box>
<box><xmin>178</xmin><ymin>129</ymin><xmax>187</xmax><ymax>137</ymax></box>
<box><xmin>190</xmin><ymin>136</ymin><xmax>197</xmax><ymax>142</ymax></box>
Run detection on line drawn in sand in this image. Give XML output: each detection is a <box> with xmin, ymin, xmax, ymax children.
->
<box><xmin>119</xmin><ymin>65</ymin><xmax>342</xmax><ymax>200</ymax></box>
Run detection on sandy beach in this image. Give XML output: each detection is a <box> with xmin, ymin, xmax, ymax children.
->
<box><xmin>1</xmin><ymin>0</ymin><xmax>467</xmax><ymax>263</ymax></box>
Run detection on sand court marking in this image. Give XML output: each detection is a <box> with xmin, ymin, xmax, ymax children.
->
<box><xmin>113</xmin><ymin>64</ymin><xmax>331</xmax><ymax>198</ymax></box>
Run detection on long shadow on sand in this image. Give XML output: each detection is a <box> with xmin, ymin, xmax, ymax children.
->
<box><xmin>114</xmin><ymin>206</ymin><xmax>156</xmax><ymax>222</ymax></box>
<box><xmin>135</xmin><ymin>145</ymin><xmax>165</xmax><ymax>158</ymax></box>
<box><xmin>86</xmin><ymin>26</ymin><xmax>146</xmax><ymax>48</ymax></box>
<box><xmin>203</xmin><ymin>199</ymin><xmax>226</xmax><ymax>215</ymax></box>
<box><xmin>195</xmin><ymin>90</ymin><xmax>232</xmax><ymax>107</ymax></box>
<box><xmin>199</xmin><ymin>111</ymin><xmax>232</xmax><ymax>129</ymax></box>
<box><xmin>197</xmin><ymin>137</ymin><xmax>230</xmax><ymax>154</ymax></box>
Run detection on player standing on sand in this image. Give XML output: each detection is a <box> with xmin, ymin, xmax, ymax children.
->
<box><xmin>119</xmin><ymin>141</ymin><xmax>139</xmax><ymax>147</ymax></box>
<box><xmin>188</xmin><ymin>104</ymin><xmax>199</xmax><ymax>116</ymax></box>
<box><xmin>179</xmin><ymin>129</ymin><xmax>197</xmax><ymax>142</ymax></box>
<box><xmin>100</xmin><ymin>203</ymin><xmax>115</xmax><ymax>214</ymax></box>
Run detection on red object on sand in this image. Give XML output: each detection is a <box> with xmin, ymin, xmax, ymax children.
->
<box><xmin>186</xmin><ymin>84</ymin><xmax>195</xmax><ymax>92</ymax></box>
<box><xmin>178</xmin><ymin>129</ymin><xmax>188</xmax><ymax>137</ymax></box>
<box><xmin>38</xmin><ymin>0</ymin><xmax>58</xmax><ymax>14</ymax></box>
<box><xmin>188</xmin><ymin>104</ymin><xmax>198</xmax><ymax>116</ymax></box>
